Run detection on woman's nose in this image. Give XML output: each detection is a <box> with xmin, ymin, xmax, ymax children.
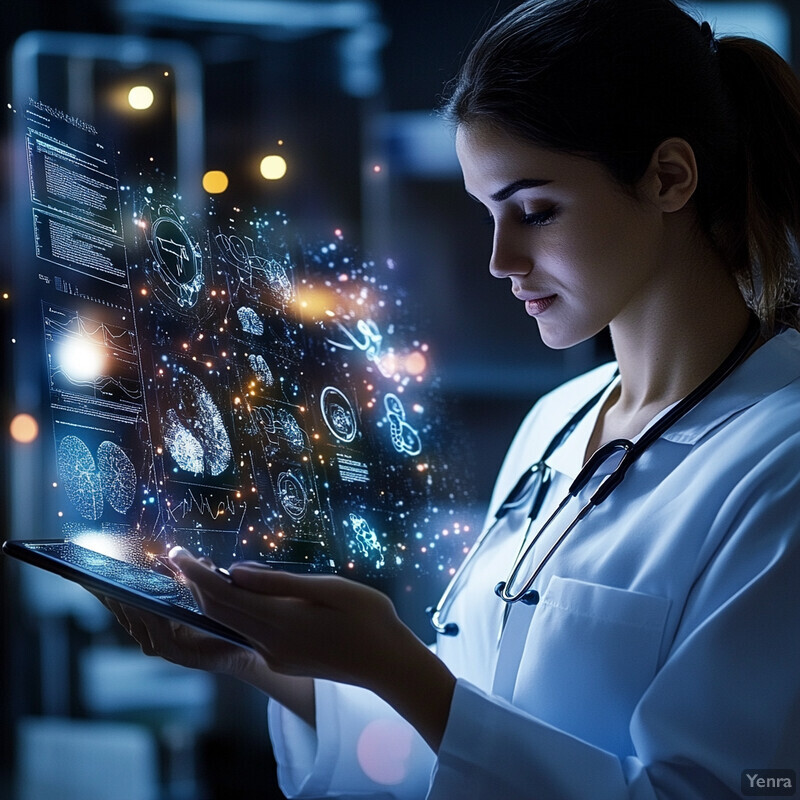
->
<box><xmin>488</xmin><ymin>225</ymin><xmax>532</xmax><ymax>279</ymax></box>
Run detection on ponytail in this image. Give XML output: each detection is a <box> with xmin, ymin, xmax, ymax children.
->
<box><xmin>717</xmin><ymin>36</ymin><xmax>800</xmax><ymax>334</ymax></box>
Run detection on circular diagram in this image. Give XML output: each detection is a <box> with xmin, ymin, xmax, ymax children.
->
<box><xmin>144</xmin><ymin>206</ymin><xmax>204</xmax><ymax>310</ymax></box>
<box><xmin>277</xmin><ymin>471</ymin><xmax>308</xmax><ymax>521</ymax></box>
<box><xmin>320</xmin><ymin>386</ymin><xmax>357</xmax><ymax>443</ymax></box>
<box><xmin>162</xmin><ymin>373</ymin><xmax>232</xmax><ymax>476</ymax></box>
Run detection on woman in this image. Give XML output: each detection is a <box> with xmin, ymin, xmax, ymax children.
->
<box><xmin>106</xmin><ymin>0</ymin><xmax>800</xmax><ymax>797</ymax></box>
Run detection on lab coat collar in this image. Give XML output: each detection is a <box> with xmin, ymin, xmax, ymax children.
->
<box><xmin>546</xmin><ymin>329</ymin><xmax>800</xmax><ymax>481</ymax></box>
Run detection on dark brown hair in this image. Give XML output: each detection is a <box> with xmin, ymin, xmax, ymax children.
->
<box><xmin>443</xmin><ymin>0</ymin><xmax>800</xmax><ymax>333</ymax></box>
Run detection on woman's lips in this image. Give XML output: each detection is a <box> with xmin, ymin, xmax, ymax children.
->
<box><xmin>524</xmin><ymin>295</ymin><xmax>557</xmax><ymax>316</ymax></box>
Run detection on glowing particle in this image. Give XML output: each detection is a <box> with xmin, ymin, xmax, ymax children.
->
<box><xmin>356</xmin><ymin>719</ymin><xmax>414</xmax><ymax>785</ymax></box>
<box><xmin>202</xmin><ymin>170</ymin><xmax>229</xmax><ymax>194</ymax></box>
<box><xmin>372</xmin><ymin>164</ymin><xmax>382</xmax><ymax>173</ymax></box>
<box><xmin>58</xmin><ymin>338</ymin><xmax>105</xmax><ymax>382</ymax></box>
<box><xmin>10</xmin><ymin>413</ymin><xmax>38</xmax><ymax>444</ymax></box>
<box><xmin>405</xmin><ymin>351</ymin><xmax>427</xmax><ymax>376</ymax></box>
<box><xmin>128</xmin><ymin>85</ymin><xmax>154</xmax><ymax>110</ymax></box>
<box><xmin>260</xmin><ymin>155</ymin><xmax>287</xmax><ymax>180</ymax></box>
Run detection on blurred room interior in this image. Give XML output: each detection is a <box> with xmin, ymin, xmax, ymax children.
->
<box><xmin>0</xmin><ymin>1</ymin><xmax>795</xmax><ymax>798</ymax></box>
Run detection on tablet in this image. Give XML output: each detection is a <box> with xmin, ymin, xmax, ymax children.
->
<box><xmin>3</xmin><ymin>539</ymin><xmax>250</xmax><ymax>648</ymax></box>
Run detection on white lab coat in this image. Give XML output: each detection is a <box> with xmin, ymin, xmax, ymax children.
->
<box><xmin>268</xmin><ymin>329</ymin><xmax>800</xmax><ymax>799</ymax></box>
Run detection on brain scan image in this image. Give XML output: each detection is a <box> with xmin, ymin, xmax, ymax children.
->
<box><xmin>237</xmin><ymin>306</ymin><xmax>265</xmax><ymax>335</ymax></box>
<box><xmin>96</xmin><ymin>440</ymin><xmax>137</xmax><ymax>513</ymax></box>
<box><xmin>161</xmin><ymin>373</ymin><xmax>232</xmax><ymax>477</ymax></box>
<box><xmin>248</xmin><ymin>354</ymin><xmax>275</xmax><ymax>386</ymax></box>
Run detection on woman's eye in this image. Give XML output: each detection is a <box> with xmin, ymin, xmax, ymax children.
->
<box><xmin>521</xmin><ymin>207</ymin><xmax>557</xmax><ymax>226</ymax></box>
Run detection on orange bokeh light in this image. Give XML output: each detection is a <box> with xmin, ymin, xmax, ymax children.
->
<box><xmin>10</xmin><ymin>413</ymin><xmax>38</xmax><ymax>444</ymax></box>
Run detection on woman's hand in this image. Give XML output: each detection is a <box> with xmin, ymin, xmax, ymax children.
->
<box><xmin>170</xmin><ymin>547</ymin><xmax>456</xmax><ymax>751</ymax></box>
<box><xmin>98</xmin><ymin>593</ymin><xmax>255</xmax><ymax>676</ymax></box>
<box><xmin>93</xmin><ymin>585</ymin><xmax>316</xmax><ymax>726</ymax></box>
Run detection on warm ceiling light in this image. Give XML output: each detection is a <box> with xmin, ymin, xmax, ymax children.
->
<box><xmin>128</xmin><ymin>85</ymin><xmax>155</xmax><ymax>110</ymax></box>
<box><xmin>260</xmin><ymin>154</ymin><xmax>287</xmax><ymax>180</ymax></box>
<box><xmin>202</xmin><ymin>170</ymin><xmax>229</xmax><ymax>194</ymax></box>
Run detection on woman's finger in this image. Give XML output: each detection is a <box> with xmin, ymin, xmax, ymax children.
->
<box><xmin>228</xmin><ymin>563</ymin><xmax>356</xmax><ymax>603</ymax></box>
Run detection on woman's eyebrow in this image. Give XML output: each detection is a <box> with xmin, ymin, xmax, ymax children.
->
<box><xmin>490</xmin><ymin>178</ymin><xmax>552</xmax><ymax>201</ymax></box>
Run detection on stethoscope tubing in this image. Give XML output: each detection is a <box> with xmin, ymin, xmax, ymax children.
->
<box><xmin>429</xmin><ymin>315</ymin><xmax>762</xmax><ymax>636</ymax></box>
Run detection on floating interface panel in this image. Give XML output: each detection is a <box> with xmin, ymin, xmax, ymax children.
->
<box><xmin>23</xmin><ymin>100</ymin><xmax>468</xmax><ymax>577</ymax></box>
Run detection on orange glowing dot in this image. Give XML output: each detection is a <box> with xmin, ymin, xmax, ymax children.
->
<box><xmin>182</xmin><ymin>342</ymin><xmax>189</xmax><ymax>350</ymax></box>
<box><xmin>206</xmin><ymin>361</ymin><xmax>212</xmax><ymax>368</ymax></box>
<box><xmin>202</xmin><ymin>170</ymin><xmax>229</xmax><ymax>194</ymax></box>
<box><xmin>10</xmin><ymin>413</ymin><xmax>38</xmax><ymax>444</ymax></box>
<box><xmin>2</xmin><ymin>292</ymin><xmax>9</xmax><ymax>300</ymax></box>
<box><xmin>140</xmin><ymin>287</ymin><xmax>148</xmax><ymax>296</ymax></box>
<box><xmin>211</xmin><ymin>290</ymin><xmax>217</xmax><ymax>297</ymax></box>
<box><xmin>405</xmin><ymin>351</ymin><xmax>427</xmax><ymax>376</ymax></box>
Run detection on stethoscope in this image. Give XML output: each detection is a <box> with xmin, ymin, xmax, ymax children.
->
<box><xmin>427</xmin><ymin>315</ymin><xmax>761</xmax><ymax>636</ymax></box>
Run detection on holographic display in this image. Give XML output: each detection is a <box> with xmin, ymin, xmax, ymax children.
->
<box><xmin>23</xmin><ymin>100</ymin><xmax>470</xmax><ymax>580</ymax></box>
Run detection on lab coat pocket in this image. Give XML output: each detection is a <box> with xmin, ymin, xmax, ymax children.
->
<box><xmin>512</xmin><ymin>575</ymin><xmax>670</xmax><ymax>757</ymax></box>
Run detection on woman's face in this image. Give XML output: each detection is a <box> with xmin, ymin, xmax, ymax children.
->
<box><xmin>455</xmin><ymin>122</ymin><xmax>665</xmax><ymax>350</ymax></box>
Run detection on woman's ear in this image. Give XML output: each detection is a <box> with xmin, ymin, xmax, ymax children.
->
<box><xmin>639</xmin><ymin>137</ymin><xmax>698</xmax><ymax>213</ymax></box>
